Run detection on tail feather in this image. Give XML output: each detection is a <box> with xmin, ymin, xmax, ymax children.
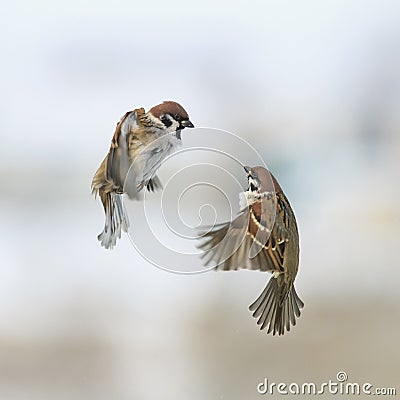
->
<box><xmin>249</xmin><ymin>275</ymin><xmax>304</xmax><ymax>336</ymax></box>
<box><xmin>97</xmin><ymin>192</ymin><xmax>130</xmax><ymax>250</ymax></box>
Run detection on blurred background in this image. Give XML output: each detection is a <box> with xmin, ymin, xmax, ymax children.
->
<box><xmin>1</xmin><ymin>0</ymin><xmax>400</xmax><ymax>398</ymax></box>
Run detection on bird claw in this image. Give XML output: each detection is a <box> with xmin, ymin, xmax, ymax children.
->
<box><xmin>137</xmin><ymin>181</ymin><xmax>145</xmax><ymax>191</ymax></box>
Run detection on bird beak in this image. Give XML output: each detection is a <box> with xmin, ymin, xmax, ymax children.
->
<box><xmin>180</xmin><ymin>120</ymin><xmax>194</xmax><ymax>128</ymax></box>
<box><xmin>244</xmin><ymin>166</ymin><xmax>252</xmax><ymax>174</ymax></box>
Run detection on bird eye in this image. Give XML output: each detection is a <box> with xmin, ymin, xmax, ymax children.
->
<box><xmin>174</xmin><ymin>114</ymin><xmax>181</xmax><ymax>121</ymax></box>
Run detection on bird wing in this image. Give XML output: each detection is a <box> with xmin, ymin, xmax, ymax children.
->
<box><xmin>198</xmin><ymin>211</ymin><xmax>249</xmax><ymax>270</ymax></box>
<box><xmin>198</xmin><ymin>194</ymin><xmax>291</xmax><ymax>273</ymax></box>
<box><xmin>106</xmin><ymin>108</ymin><xmax>143</xmax><ymax>190</ymax></box>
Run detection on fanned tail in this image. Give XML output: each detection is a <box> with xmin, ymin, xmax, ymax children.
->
<box><xmin>249</xmin><ymin>275</ymin><xmax>304</xmax><ymax>336</ymax></box>
<box><xmin>97</xmin><ymin>192</ymin><xmax>130</xmax><ymax>250</ymax></box>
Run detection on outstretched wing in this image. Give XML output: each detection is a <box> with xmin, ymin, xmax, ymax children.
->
<box><xmin>199</xmin><ymin>211</ymin><xmax>250</xmax><ymax>270</ymax></box>
<box><xmin>198</xmin><ymin>194</ymin><xmax>291</xmax><ymax>273</ymax></box>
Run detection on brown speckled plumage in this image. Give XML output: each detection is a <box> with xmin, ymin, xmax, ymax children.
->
<box><xmin>92</xmin><ymin>101</ymin><xmax>193</xmax><ymax>249</ymax></box>
<box><xmin>199</xmin><ymin>166</ymin><xmax>304</xmax><ymax>335</ymax></box>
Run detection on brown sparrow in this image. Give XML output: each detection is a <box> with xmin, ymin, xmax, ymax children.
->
<box><xmin>199</xmin><ymin>166</ymin><xmax>304</xmax><ymax>335</ymax></box>
<box><xmin>92</xmin><ymin>101</ymin><xmax>194</xmax><ymax>250</ymax></box>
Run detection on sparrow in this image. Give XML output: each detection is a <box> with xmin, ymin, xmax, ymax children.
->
<box><xmin>198</xmin><ymin>166</ymin><xmax>304</xmax><ymax>335</ymax></box>
<box><xmin>92</xmin><ymin>101</ymin><xmax>194</xmax><ymax>250</ymax></box>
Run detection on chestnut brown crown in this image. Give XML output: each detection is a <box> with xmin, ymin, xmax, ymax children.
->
<box><xmin>149</xmin><ymin>101</ymin><xmax>188</xmax><ymax>119</ymax></box>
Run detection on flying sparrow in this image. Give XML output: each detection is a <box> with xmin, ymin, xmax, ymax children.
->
<box><xmin>92</xmin><ymin>101</ymin><xmax>194</xmax><ymax>250</ymax></box>
<box><xmin>199</xmin><ymin>166</ymin><xmax>304</xmax><ymax>335</ymax></box>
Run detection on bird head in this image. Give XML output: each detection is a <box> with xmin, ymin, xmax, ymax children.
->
<box><xmin>244</xmin><ymin>166</ymin><xmax>282</xmax><ymax>194</ymax></box>
<box><xmin>149</xmin><ymin>101</ymin><xmax>194</xmax><ymax>138</ymax></box>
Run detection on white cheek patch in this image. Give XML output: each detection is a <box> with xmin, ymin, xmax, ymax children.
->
<box><xmin>239</xmin><ymin>191</ymin><xmax>274</xmax><ymax>210</ymax></box>
<box><xmin>163</xmin><ymin>116</ymin><xmax>180</xmax><ymax>134</ymax></box>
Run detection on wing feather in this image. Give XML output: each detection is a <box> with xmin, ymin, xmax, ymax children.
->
<box><xmin>106</xmin><ymin>110</ymin><xmax>140</xmax><ymax>190</ymax></box>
